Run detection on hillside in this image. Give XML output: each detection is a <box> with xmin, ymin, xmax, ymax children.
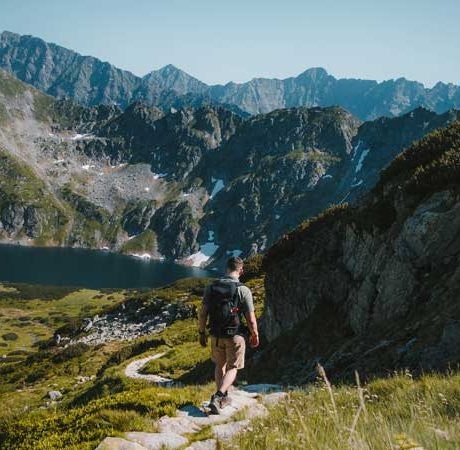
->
<box><xmin>1</xmin><ymin>69</ymin><xmax>460</xmax><ymax>268</ymax></box>
<box><xmin>258</xmin><ymin>120</ymin><xmax>460</xmax><ymax>383</ymax></box>
<box><xmin>2</xmin><ymin>31</ymin><xmax>460</xmax><ymax>119</ymax></box>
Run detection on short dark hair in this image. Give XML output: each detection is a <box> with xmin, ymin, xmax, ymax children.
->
<box><xmin>227</xmin><ymin>256</ymin><xmax>244</xmax><ymax>271</ymax></box>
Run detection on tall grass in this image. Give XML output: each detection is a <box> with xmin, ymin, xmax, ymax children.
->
<box><xmin>226</xmin><ymin>368</ymin><xmax>460</xmax><ymax>450</ymax></box>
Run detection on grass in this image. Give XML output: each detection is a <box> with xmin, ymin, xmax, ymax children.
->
<box><xmin>120</xmin><ymin>229</ymin><xmax>157</xmax><ymax>254</ymax></box>
<box><xmin>0</xmin><ymin>277</ymin><xmax>218</xmax><ymax>449</ymax></box>
<box><xmin>0</xmin><ymin>70</ymin><xmax>26</xmax><ymax>98</ymax></box>
<box><xmin>1</xmin><ymin>273</ymin><xmax>459</xmax><ymax>450</ymax></box>
<box><xmin>0</xmin><ymin>382</ymin><xmax>210</xmax><ymax>450</ymax></box>
<box><xmin>0</xmin><ymin>285</ymin><xmax>126</xmax><ymax>353</ymax></box>
<box><xmin>227</xmin><ymin>369</ymin><xmax>460</xmax><ymax>450</ymax></box>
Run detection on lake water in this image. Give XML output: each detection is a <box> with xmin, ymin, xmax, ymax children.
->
<box><xmin>0</xmin><ymin>245</ymin><xmax>212</xmax><ymax>289</ymax></box>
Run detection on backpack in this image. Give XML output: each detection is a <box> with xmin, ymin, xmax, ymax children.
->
<box><xmin>207</xmin><ymin>280</ymin><xmax>243</xmax><ymax>338</ymax></box>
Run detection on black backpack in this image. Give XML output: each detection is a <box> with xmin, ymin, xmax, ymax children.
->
<box><xmin>207</xmin><ymin>280</ymin><xmax>243</xmax><ymax>338</ymax></box>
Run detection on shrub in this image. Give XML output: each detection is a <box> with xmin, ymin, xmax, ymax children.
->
<box><xmin>2</xmin><ymin>333</ymin><xmax>18</xmax><ymax>341</ymax></box>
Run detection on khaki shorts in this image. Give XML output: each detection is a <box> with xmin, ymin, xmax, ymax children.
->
<box><xmin>211</xmin><ymin>335</ymin><xmax>246</xmax><ymax>370</ymax></box>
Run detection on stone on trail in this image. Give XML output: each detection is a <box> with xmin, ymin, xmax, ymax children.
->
<box><xmin>156</xmin><ymin>415</ymin><xmax>201</xmax><ymax>435</ymax></box>
<box><xmin>177</xmin><ymin>389</ymin><xmax>259</xmax><ymax>426</ymax></box>
<box><xmin>96</xmin><ymin>437</ymin><xmax>147</xmax><ymax>450</ymax></box>
<box><xmin>212</xmin><ymin>419</ymin><xmax>250</xmax><ymax>441</ymax></box>
<box><xmin>261</xmin><ymin>391</ymin><xmax>288</xmax><ymax>406</ymax></box>
<box><xmin>184</xmin><ymin>439</ymin><xmax>217</xmax><ymax>450</ymax></box>
<box><xmin>243</xmin><ymin>402</ymin><xmax>269</xmax><ymax>419</ymax></box>
<box><xmin>124</xmin><ymin>432</ymin><xmax>188</xmax><ymax>449</ymax></box>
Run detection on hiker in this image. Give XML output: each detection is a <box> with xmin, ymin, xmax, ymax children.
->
<box><xmin>198</xmin><ymin>256</ymin><xmax>259</xmax><ymax>414</ymax></box>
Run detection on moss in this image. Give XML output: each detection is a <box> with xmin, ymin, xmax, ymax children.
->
<box><xmin>263</xmin><ymin>203</ymin><xmax>350</xmax><ymax>269</ymax></box>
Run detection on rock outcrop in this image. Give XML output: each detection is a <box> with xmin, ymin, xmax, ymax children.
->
<box><xmin>259</xmin><ymin>121</ymin><xmax>460</xmax><ymax>381</ymax></box>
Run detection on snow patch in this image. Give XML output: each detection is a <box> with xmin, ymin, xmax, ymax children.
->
<box><xmin>226</xmin><ymin>249</ymin><xmax>243</xmax><ymax>258</ymax></box>
<box><xmin>352</xmin><ymin>140</ymin><xmax>362</xmax><ymax>160</ymax></box>
<box><xmin>275</xmin><ymin>214</ymin><xmax>280</xmax><ymax>219</ymax></box>
<box><xmin>351</xmin><ymin>179</ymin><xmax>363</xmax><ymax>188</ymax></box>
<box><xmin>81</xmin><ymin>164</ymin><xmax>95</xmax><ymax>171</ymax></box>
<box><xmin>110</xmin><ymin>163</ymin><xmax>128</xmax><ymax>169</ymax></box>
<box><xmin>71</xmin><ymin>133</ymin><xmax>94</xmax><ymax>141</ymax></box>
<box><xmin>208</xmin><ymin>230</ymin><xmax>215</xmax><ymax>241</ymax></box>
<box><xmin>322</xmin><ymin>174</ymin><xmax>333</xmax><ymax>179</ymax></box>
<box><xmin>153</xmin><ymin>173</ymin><xmax>168</xmax><ymax>180</ymax></box>
<box><xmin>129</xmin><ymin>253</ymin><xmax>152</xmax><ymax>260</ymax></box>
<box><xmin>144</xmin><ymin>187</ymin><xmax>150</xmax><ymax>192</ymax></box>
<box><xmin>53</xmin><ymin>159</ymin><xmax>65</xmax><ymax>164</ymax></box>
<box><xmin>210</xmin><ymin>179</ymin><xmax>225</xmax><ymax>199</ymax></box>
<box><xmin>355</xmin><ymin>148</ymin><xmax>370</xmax><ymax>173</ymax></box>
<box><xmin>186</xmin><ymin>241</ymin><xmax>219</xmax><ymax>267</ymax></box>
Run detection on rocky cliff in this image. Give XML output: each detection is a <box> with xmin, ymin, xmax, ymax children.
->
<box><xmin>259</xmin><ymin>122</ymin><xmax>460</xmax><ymax>381</ymax></box>
<box><xmin>2</xmin><ymin>31</ymin><xmax>460</xmax><ymax>120</ymax></box>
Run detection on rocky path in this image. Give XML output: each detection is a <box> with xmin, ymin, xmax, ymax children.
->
<box><xmin>124</xmin><ymin>352</ymin><xmax>173</xmax><ymax>385</ymax></box>
<box><xmin>96</xmin><ymin>353</ymin><xmax>287</xmax><ymax>450</ymax></box>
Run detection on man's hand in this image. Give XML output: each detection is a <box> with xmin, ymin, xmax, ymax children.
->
<box><xmin>249</xmin><ymin>333</ymin><xmax>259</xmax><ymax>348</ymax></box>
<box><xmin>199</xmin><ymin>332</ymin><xmax>207</xmax><ymax>347</ymax></box>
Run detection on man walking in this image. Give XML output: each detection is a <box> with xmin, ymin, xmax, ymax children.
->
<box><xmin>198</xmin><ymin>256</ymin><xmax>259</xmax><ymax>414</ymax></box>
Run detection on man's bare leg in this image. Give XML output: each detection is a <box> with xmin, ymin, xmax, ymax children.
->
<box><xmin>218</xmin><ymin>367</ymin><xmax>237</xmax><ymax>394</ymax></box>
<box><xmin>215</xmin><ymin>362</ymin><xmax>226</xmax><ymax>390</ymax></box>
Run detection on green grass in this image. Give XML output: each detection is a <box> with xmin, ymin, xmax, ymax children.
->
<box><xmin>0</xmin><ymin>71</ymin><xmax>27</xmax><ymax>97</ymax></box>
<box><xmin>120</xmin><ymin>229</ymin><xmax>157</xmax><ymax>254</ymax></box>
<box><xmin>227</xmin><ymin>370</ymin><xmax>460</xmax><ymax>450</ymax></box>
<box><xmin>0</xmin><ymin>382</ymin><xmax>210</xmax><ymax>450</ymax></box>
<box><xmin>0</xmin><ymin>285</ymin><xmax>126</xmax><ymax>353</ymax></box>
<box><xmin>33</xmin><ymin>94</ymin><xmax>54</xmax><ymax>122</ymax></box>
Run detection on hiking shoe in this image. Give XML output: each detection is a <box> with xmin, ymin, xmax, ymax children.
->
<box><xmin>219</xmin><ymin>395</ymin><xmax>232</xmax><ymax>409</ymax></box>
<box><xmin>208</xmin><ymin>394</ymin><xmax>221</xmax><ymax>415</ymax></box>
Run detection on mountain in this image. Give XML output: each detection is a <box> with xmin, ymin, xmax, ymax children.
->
<box><xmin>1</xmin><ymin>69</ymin><xmax>460</xmax><ymax>267</ymax></box>
<box><xmin>2</xmin><ymin>31</ymin><xmax>460</xmax><ymax>120</ymax></box>
<box><xmin>257</xmin><ymin>121</ymin><xmax>460</xmax><ymax>382</ymax></box>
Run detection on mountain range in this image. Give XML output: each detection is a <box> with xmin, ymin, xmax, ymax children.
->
<box><xmin>1</xmin><ymin>67</ymin><xmax>459</xmax><ymax>269</ymax></box>
<box><xmin>2</xmin><ymin>30</ymin><xmax>460</xmax><ymax>120</ymax></box>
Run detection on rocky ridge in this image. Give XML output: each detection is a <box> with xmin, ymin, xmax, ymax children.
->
<box><xmin>257</xmin><ymin>121</ymin><xmax>460</xmax><ymax>382</ymax></box>
<box><xmin>1</xmin><ymin>69</ymin><xmax>460</xmax><ymax>269</ymax></box>
<box><xmin>2</xmin><ymin>31</ymin><xmax>460</xmax><ymax>120</ymax></box>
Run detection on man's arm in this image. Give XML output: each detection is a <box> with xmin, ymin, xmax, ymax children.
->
<box><xmin>244</xmin><ymin>310</ymin><xmax>259</xmax><ymax>348</ymax></box>
<box><xmin>198</xmin><ymin>286</ymin><xmax>209</xmax><ymax>347</ymax></box>
<box><xmin>198</xmin><ymin>303</ymin><xmax>208</xmax><ymax>334</ymax></box>
<box><xmin>240</xmin><ymin>286</ymin><xmax>259</xmax><ymax>348</ymax></box>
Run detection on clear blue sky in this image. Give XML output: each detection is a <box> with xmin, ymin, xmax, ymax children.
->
<box><xmin>2</xmin><ymin>0</ymin><xmax>459</xmax><ymax>87</ymax></box>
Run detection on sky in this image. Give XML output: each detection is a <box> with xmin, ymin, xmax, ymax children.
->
<box><xmin>1</xmin><ymin>0</ymin><xmax>459</xmax><ymax>87</ymax></box>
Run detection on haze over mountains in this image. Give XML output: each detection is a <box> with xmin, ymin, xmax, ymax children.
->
<box><xmin>2</xmin><ymin>30</ymin><xmax>460</xmax><ymax>120</ymax></box>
